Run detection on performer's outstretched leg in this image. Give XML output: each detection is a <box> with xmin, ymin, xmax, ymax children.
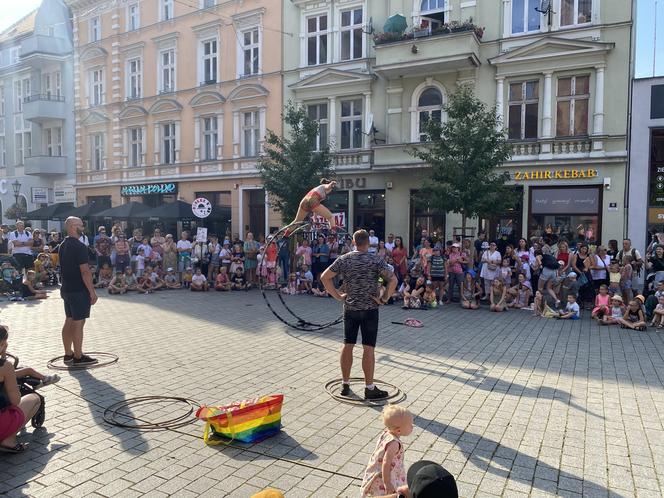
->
<box><xmin>312</xmin><ymin>204</ymin><xmax>337</xmax><ymax>231</ymax></box>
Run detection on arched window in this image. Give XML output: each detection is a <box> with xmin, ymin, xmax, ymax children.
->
<box><xmin>419</xmin><ymin>0</ymin><xmax>446</xmax><ymax>30</ymax></box>
<box><xmin>418</xmin><ymin>87</ymin><xmax>443</xmax><ymax>141</ymax></box>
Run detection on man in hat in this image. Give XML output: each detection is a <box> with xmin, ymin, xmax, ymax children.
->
<box><xmin>374</xmin><ymin>460</ymin><xmax>458</xmax><ymax>498</ymax></box>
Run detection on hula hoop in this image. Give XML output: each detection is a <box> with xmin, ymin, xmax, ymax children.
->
<box><xmin>47</xmin><ymin>352</ymin><xmax>119</xmax><ymax>371</ymax></box>
<box><xmin>324</xmin><ymin>377</ymin><xmax>406</xmax><ymax>406</ymax></box>
<box><xmin>260</xmin><ymin>220</ymin><xmax>345</xmax><ymax>331</ymax></box>
<box><xmin>103</xmin><ymin>396</ymin><xmax>200</xmax><ymax>431</ymax></box>
<box><xmin>5</xmin><ymin>353</ymin><xmax>19</xmax><ymax>369</ymax></box>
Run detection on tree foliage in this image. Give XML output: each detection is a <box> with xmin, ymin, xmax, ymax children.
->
<box><xmin>411</xmin><ymin>84</ymin><xmax>514</xmax><ymax>230</ymax></box>
<box><xmin>4</xmin><ymin>203</ymin><xmax>27</xmax><ymax>222</ymax></box>
<box><xmin>258</xmin><ymin>102</ymin><xmax>333</xmax><ymax>221</ymax></box>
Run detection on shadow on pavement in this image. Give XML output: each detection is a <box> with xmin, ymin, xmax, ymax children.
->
<box><xmin>70</xmin><ymin>369</ymin><xmax>148</xmax><ymax>455</ymax></box>
<box><xmin>207</xmin><ymin>430</ymin><xmax>318</xmax><ymax>462</ymax></box>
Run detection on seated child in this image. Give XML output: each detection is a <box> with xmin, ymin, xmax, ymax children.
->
<box><xmin>148</xmin><ymin>267</ymin><xmax>165</xmax><ymax>291</ymax></box>
<box><xmin>138</xmin><ymin>265</ymin><xmax>154</xmax><ymax>294</ymax></box>
<box><xmin>489</xmin><ymin>279</ymin><xmax>507</xmax><ymax>312</ymax></box>
<box><xmin>0</xmin><ymin>262</ymin><xmax>22</xmax><ymax>295</ymax></box>
<box><xmin>298</xmin><ymin>265</ymin><xmax>313</xmax><ymax>293</ymax></box>
<box><xmin>108</xmin><ymin>272</ymin><xmax>128</xmax><ymax>295</ymax></box>
<box><xmin>559</xmin><ymin>272</ymin><xmax>580</xmax><ymax>304</ymax></box>
<box><xmin>190</xmin><ymin>268</ymin><xmax>209</xmax><ymax>291</ymax></box>
<box><xmin>95</xmin><ymin>263</ymin><xmax>113</xmax><ymax>288</ymax></box>
<box><xmin>280</xmin><ymin>273</ymin><xmax>298</xmax><ymax>295</ymax></box>
<box><xmin>592</xmin><ymin>284</ymin><xmax>611</xmax><ymax>320</ymax></box>
<box><xmin>461</xmin><ymin>271</ymin><xmax>482</xmax><ymax>310</ymax></box>
<box><xmin>402</xmin><ymin>276</ymin><xmax>425</xmax><ymax>309</ymax></box>
<box><xmin>311</xmin><ymin>276</ymin><xmax>329</xmax><ymax>297</ymax></box>
<box><xmin>650</xmin><ymin>295</ymin><xmax>664</xmax><ymax>328</ymax></box>
<box><xmin>508</xmin><ymin>273</ymin><xmax>532</xmax><ymax>309</ymax></box>
<box><xmin>164</xmin><ymin>268</ymin><xmax>181</xmax><ymax>289</ymax></box>
<box><xmin>618</xmin><ymin>299</ymin><xmax>647</xmax><ymax>331</ymax></box>
<box><xmin>124</xmin><ymin>267</ymin><xmax>138</xmax><ymax>291</ymax></box>
<box><xmin>182</xmin><ymin>267</ymin><xmax>193</xmax><ymax>288</ymax></box>
<box><xmin>1</xmin><ymin>325</ymin><xmax>60</xmax><ymax>388</ymax></box>
<box><xmin>601</xmin><ymin>295</ymin><xmax>625</xmax><ymax>325</ymax></box>
<box><xmin>21</xmin><ymin>271</ymin><xmax>47</xmax><ymax>300</ymax></box>
<box><xmin>423</xmin><ymin>280</ymin><xmax>437</xmax><ymax>309</ymax></box>
<box><xmin>214</xmin><ymin>267</ymin><xmax>231</xmax><ymax>291</ymax></box>
<box><xmin>34</xmin><ymin>253</ymin><xmax>57</xmax><ymax>286</ymax></box>
<box><xmin>230</xmin><ymin>267</ymin><xmax>247</xmax><ymax>291</ymax></box>
<box><xmin>557</xmin><ymin>294</ymin><xmax>580</xmax><ymax>319</ymax></box>
<box><xmin>361</xmin><ymin>405</ymin><xmax>413</xmax><ymax>497</ymax></box>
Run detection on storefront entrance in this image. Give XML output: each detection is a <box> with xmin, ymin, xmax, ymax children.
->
<box><xmin>354</xmin><ymin>190</ymin><xmax>385</xmax><ymax>238</ymax></box>
<box><xmin>648</xmin><ymin>128</ymin><xmax>664</xmax><ymax>238</ymax></box>
<box><xmin>486</xmin><ymin>186</ymin><xmax>523</xmax><ymax>246</ymax></box>
<box><xmin>528</xmin><ymin>186</ymin><xmax>602</xmax><ymax>245</ymax></box>
<box><xmin>195</xmin><ymin>191</ymin><xmax>232</xmax><ymax>239</ymax></box>
<box><xmin>409</xmin><ymin>190</ymin><xmax>445</xmax><ymax>249</ymax></box>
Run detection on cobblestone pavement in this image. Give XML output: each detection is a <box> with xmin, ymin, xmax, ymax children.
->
<box><xmin>1</xmin><ymin>289</ymin><xmax>664</xmax><ymax>497</ymax></box>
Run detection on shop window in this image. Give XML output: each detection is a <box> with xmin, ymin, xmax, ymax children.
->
<box><xmin>651</xmin><ymin>85</ymin><xmax>664</xmax><ymax>119</ymax></box>
<box><xmin>325</xmin><ymin>191</ymin><xmax>349</xmax><ymax>230</ymax></box>
<box><xmin>354</xmin><ymin>190</ymin><xmax>385</xmax><ymax>239</ymax></box>
<box><xmin>410</xmin><ymin>190</ymin><xmax>445</xmax><ymax>251</ymax></box>
<box><xmin>485</xmin><ymin>186</ymin><xmax>523</xmax><ymax>247</ymax></box>
<box><xmin>556</xmin><ymin>75</ymin><xmax>589</xmax><ymax>137</ymax></box>
<box><xmin>196</xmin><ymin>191</ymin><xmax>232</xmax><ymax>238</ymax></box>
<box><xmin>508</xmin><ymin>80</ymin><xmax>539</xmax><ymax>140</ymax></box>
<box><xmin>528</xmin><ymin>186</ymin><xmax>601</xmax><ymax>244</ymax></box>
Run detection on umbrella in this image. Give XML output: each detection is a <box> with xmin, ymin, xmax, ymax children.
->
<box><xmin>383</xmin><ymin>13</ymin><xmax>408</xmax><ymax>34</ymax></box>
<box><xmin>141</xmin><ymin>200</ymin><xmax>196</xmax><ymax>221</ymax></box>
<box><xmin>25</xmin><ymin>202</ymin><xmax>74</xmax><ymax>221</ymax></box>
<box><xmin>59</xmin><ymin>202</ymin><xmax>107</xmax><ymax>219</ymax></box>
<box><xmin>93</xmin><ymin>201</ymin><xmax>151</xmax><ymax>220</ymax></box>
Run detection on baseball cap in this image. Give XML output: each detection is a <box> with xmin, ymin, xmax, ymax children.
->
<box><xmin>481</xmin><ymin>242</ymin><xmax>489</xmax><ymax>249</ymax></box>
<box><xmin>466</xmin><ymin>269</ymin><xmax>476</xmax><ymax>278</ymax></box>
<box><xmin>567</xmin><ymin>272</ymin><xmax>577</xmax><ymax>278</ymax></box>
<box><xmin>407</xmin><ymin>460</ymin><xmax>458</xmax><ymax>498</ymax></box>
<box><xmin>167</xmin><ymin>267</ymin><xmax>174</xmax><ymax>272</ymax></box>
<box><xmin>452</xmin><ymin>243</ymin><xmax>460</xmax><ymax>248</ymax></box>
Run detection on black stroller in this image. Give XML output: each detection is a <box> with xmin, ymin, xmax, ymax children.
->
<box><xmin>5</xmin><ymin>353</ymin><xmax>46</xmax><ymax>428</ymax></box>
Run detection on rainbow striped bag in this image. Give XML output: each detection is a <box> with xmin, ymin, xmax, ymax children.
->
<box><xmin>196</xmin><ymin>394</ymin><xmax>283</xmax><ymax>445</ymax></box>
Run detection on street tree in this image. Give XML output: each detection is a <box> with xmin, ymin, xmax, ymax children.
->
<box><xmin>259</xmin><ymin>102</ymin><xmax>333</xmax><ymax>222</ymax></box>
<box><xmin>411</xmin><ymin>84</ymin><xmax>514</xmax><ymax>238</ymax></box>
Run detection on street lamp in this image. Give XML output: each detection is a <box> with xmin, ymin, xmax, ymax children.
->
<box><xmin>11</xmin><ymin>179</ymin><xmax>21</xmax><ymax>207</ymax></box>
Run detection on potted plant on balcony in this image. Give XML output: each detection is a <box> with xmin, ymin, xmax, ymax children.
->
<box><xmin>412</xmin><ymin>23</ymin><xmax>430</xmax><ymax>38</ymax></box>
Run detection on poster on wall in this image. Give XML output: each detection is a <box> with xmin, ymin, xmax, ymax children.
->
<box><xmin>196</xmin><ymin>227</ymin><xmax>208</xmax><ymax>242</ymax></box>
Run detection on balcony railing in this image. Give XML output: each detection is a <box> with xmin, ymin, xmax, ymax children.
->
<box><xmin>509</xmin><ymin>137</ymin><xmax>593</xmax><ymax>158</ymax></box>
<box><xmin>333</xmin><ymin>150</ymin><xmax>373</xmax><ymax>168</ymax></box>
<box><xmin>24</xmin><ymin>94</ymin><xmax>65</xmax><ymax>103</ymax></box>
<box><xmin>373</xmin><ymin>21</ymin><xmax>484</xmax><ymax>46</ymax></box>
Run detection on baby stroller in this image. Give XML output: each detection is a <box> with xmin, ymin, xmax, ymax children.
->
<box><xmin>6</xmin><ymin>353</ymin><xmax>46</xmax><ymax>428</ymax></box>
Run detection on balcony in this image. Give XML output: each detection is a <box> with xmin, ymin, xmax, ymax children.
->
<box><xmin>332</xmin><ymin>150</ymin><xmax>373</xmax><ymax>169</ymax></box>
<box><xmin>20</xmin><ymin>35</ymin><xmax>72</xmax><ymax>58</ymax></box>
<box><xmin>23</xmin><ymin>94</ymin><xmax>67</xmax><ymax>123</ymax></box>
<box><xmin>24</xmin><ymin>155</ymin><xmax>68</xmax><ymax>176</ymax></box>
<box><xmin>509</xmin><ymin>137</ymin><xmax>593</xmax><ymax>161</ymax></box>
<box><xmin>373</xmin><ymin>26</ymin><xmax>482</xmax><ymax>78</ymax></box>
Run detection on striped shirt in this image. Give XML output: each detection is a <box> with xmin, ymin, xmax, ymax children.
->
<box><xmin>329</xmin><ymin>250</ymin><xmax>393</xmax><ymax>311</ymax></box>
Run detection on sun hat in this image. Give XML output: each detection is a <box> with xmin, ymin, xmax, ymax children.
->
<box><xmin>611</xmin><ymin>295</ymin><xmax>624</xmax><ymax>303</ymax></box>
<box><xmin>635</xmin><ymin>294</ymin><xmax>645</xmax><ymax>304</ymax></box>
<box><xmin>567</xmin><ymin>272</ymin><xmax>577</xmax><ymax>278</ymax></box>
<box><xmin>481</xmin><ymin>242</ymin><xmax>490</xmax><ymax>249</ymax></box>
<box><xmin>452</xmin><ymin>243</ymin><xmax>460</xmax><ymax>248</ymax></box>
<box><xmin>407</xmin><ymin>460</ymin><xmax>458</xmax><ymax>498</ymax></box>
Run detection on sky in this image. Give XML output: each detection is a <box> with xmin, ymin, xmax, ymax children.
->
<box><xmin>0</xmin><ymin>0</ymin><xmax>43</xmax><ymax>33</ymax></box>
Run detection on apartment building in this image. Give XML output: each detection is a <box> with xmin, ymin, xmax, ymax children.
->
<box><xmin>0</xmin><ymin>0</ymin><xmax>75</xmax><ymax>226</ymax></box>
<box><xmin>284</xmin><ymin>0</ymin><xmax>632</xmax><ymax>247</ymax></box>
<box><xmin>66</xmin><ymin>0</ymin><xmax>282</xmax><ymax>238</ymax></box>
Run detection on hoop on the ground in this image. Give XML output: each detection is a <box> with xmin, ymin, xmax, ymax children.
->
<box><xmin>103</xmin><ymin>396</ymin><xmax>200</xmax><ymax>431</ymax></box>
<box><xmin>47</xmin><ymin>352</ymin><xmax>119</xmax><ymax>371</ymax></box>
<box><xmin>260</xmin><ymin>220</ymin><xmax>347</xmax><ymax>331</ymax></box>
<box><xmin>5</xmin><ymin>352</ymin><xmax>19</xmax><ymax>369</ymax></box>
<box><xmin>324</xmin><ymin>377</ymin><xmax>406</xmax><ymax>406</ymax></box>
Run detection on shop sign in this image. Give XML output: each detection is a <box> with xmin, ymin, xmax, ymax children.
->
<box><xmin>649</xmin><ymin>165</ymin><xmax>664</xmax><ymax>206</ymax></box>
<box><xmin>192</xmin><ymin>197</ymin><xmax>212</xmax><ymax>219</ymax></box>
<box><xmin>120</xmin><ymin>182</ymin><xmax>178</xmax><ymax>197</ymax></box>
<box><xmin>338</xmin><ymin>178</ymin><xmax>367</xmax><ymax>189</ymax></box>
<box><xmin>31</xmin><ymin>187</ymin><xmax>51</xmax><ymax>204</ymax></box>
<box><xmin>312</xmin><ymin>212</ymin><xmax>347</xmax><ymax>228</ymax></box>
<box><xmin>513</xmin><ymin>169</ymin><xmax>598</xmax><ymax>181</ymax></box>
<box><xmin>649</xmin><ymin>208</ymin><xmax>664</xmax><ymax>224</ymax></box>
<box><xmin>54</xmin><ymin>185</ymin><xmax>75</xmax><ymax>203</ymax></box>
<box><xmin>531</xmin><ymin>187</ymin><xmax>600</xmax><ymax>215</ymax></box>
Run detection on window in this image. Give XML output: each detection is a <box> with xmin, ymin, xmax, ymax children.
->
<box><xmin>340</xmin><ymin>8</ymin><xmax>363</xmax><ymax>61</ymax></box>
<box><xmin>340</xmin><ymin>99</ymin><xmax>362</xmax><ymax>149</ymax></box>
<box><xmin>420</xmin><ymin>0</ymin><xmax>446</xmax><ymax>30</ymax></box>
<box><xmin>417</xmin><ymin>88</ymin><xmax>443</xmax><ymax>141</ymax></box>
<box><xmin>9</xmin><ymin>47</ymin><xmax>19</xmax><ymax>65</ymax></box>
<box><xmin>91</xmin><ymin>133</ymin><xmax>104</xmax><ymax>170</ymax></box>
<box><xmin>0</xmin><ymin>138</ymin><xmax>5</xmax><ymax>167</ymax></box>
<box><xmin>129</xmin><ymin>127</ymin><xmax>143</xmax><ymax>167</ymax></box>
<box><xmin>0</xmin><ymin>85</ymin><xmax>4</xmax><ymax>116</ymax></box>
<box><xmin>561</xmin><ymin>0</ymin><xmax>592</xmax><ymax>26</ymax></box>
<box><xmin>512</xmin><ymin>0</ymin><xmax>540</xmax><ymax>34</ymax></box>
<box><xmin>90</xmin><ymin>16</ymin><xmax>101</xmax><ymax>42</ymax></box>
<box><xmin>127</xmin><ymin>3</ymin><xmax>140</xmax><ymax>31</ymax></box>
<box><xmin>242</xmin><ymin>29</ymin><xmax>260</xmax><ymax>76</ymax></box>
<box><xmin>90</xmin><ymin>69</ymin><xmax>104</xmax><ymax>106</ymax></box>
<box><xmin>202</xmin><ymin>0</ymin><xmax>215</xmax><ymax>7</ymax></box>
<box><xmin>242</xmin><ymin>111</ymin><xmax>259</xmax><ymax>157</ymax></box>
<box><xmin>307</xmin><ymin>15</ymin><xmax>328</xmax><ymax>66</ymax></box>
<box><xmin>46</xmin><ymin>127</ymin><xmax>62</xmax><ymax>156</ymax></box>
<box><xmin>127</xmin><ymin>58</ymin><xmax>142</xmax><ymax>99</ymax></box>
<box><xmin>160</xmin><ymin>0</ymin><xmax>173</xmax><ymax>21</ymax></box>
<box><xmin>44</xmin><ymin>71</ymin><xmax>62</xmax><ymax>98</ymax></box>
<box><xmin>307</xmin><ymin>103</ymin><xmax>328</xmax><ymax>151</ymax></box>
<box><xmin>24</xmin><ymin>132</ymin><xmax>31</xmax><ymax>158</ymax></box>
<box><xmin>160</xmin><ymin>50</ymin><xmax>175</xmax><ymax>93</ymax></box>
<box><xmin>15</xmin><ymin>133</ymin><xmax>23</xmax><ymax>165</ymax></box>
<box><xmin>14</xmin><ymin>78</ymin><xmax>29</xmax><ymax>113</ymax></box>
<box><xmin>556</xmin><ymin>75</ymin><xmax>589</xmax><ymax>137</ymax></box>
<box><xmin>508</xmin><ymin>80</ymin><xmax>539</xmax><ymax>140</ymax></box>
<box><xmin>162</xmin><ymin>123</ymin><xmax>176</xmax><ymax>164</ymax></box>
<box><xmin>202</xmin><ymin>39</ymin><xmax>218</xmax><ymax>84</ymax></box>
<box><xmin>202</xmin><ymin>116</ymin><xmax>218</xmax><ymax>161</ymax></box>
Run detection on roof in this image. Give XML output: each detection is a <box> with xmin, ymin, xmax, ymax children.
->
<box><xmin>0</xmin><ymin>10</ymin><xmax>38</xmax><ymax>45</ymax></box>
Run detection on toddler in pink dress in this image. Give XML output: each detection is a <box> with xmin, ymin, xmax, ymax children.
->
<box><xmin>361</xmin><ymin>405</ymin><xmax>413</xmax><ymax>497</ymax></box>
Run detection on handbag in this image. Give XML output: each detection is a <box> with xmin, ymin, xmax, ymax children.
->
<box><xmin>578</xmin><ymin>273</ymin><xmax>589</xmax><ymax>286</ymax></box>
<box><xmin>196</xmin><ymin>394</ymin><xmax>283</xmax><ymax>445</ymax></box>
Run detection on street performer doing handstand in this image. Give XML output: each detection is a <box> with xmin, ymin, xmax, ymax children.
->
<box><xmin>284</xmin><ymin>179</ymin><xmax>338</xmax><ymax>237</ymax></box>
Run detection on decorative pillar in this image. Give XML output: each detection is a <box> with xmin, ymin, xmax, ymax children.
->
<box><xmin>502</xmin><ymin>0</ymin><xmax>511</xmax><ymax>39</ymax></box>
<box><xmin>328</xmin><ymin>96</ymin><xmax>337</xmax><ymax>150</ymax></box>
<box><xmin>495</xmin><ymin>77</ymin><xmax>505</xmax><ymax>131</ymax></box>
<box><xmin>194</xmin><ymin>116</ymin><xmax>201</xmax><ymax>162</ymax></box>
<box><xmin>542</xmin><ymin>71</ymin><xmax>553</xmax><ymax>138</ymax></box>
<box><xmin>174</xmin><ymin>120</ymin><xmax>181</xmax><ymax>163</ymax></box>
<box><xmin>232</xmin><ymin>111</ymin><xmax>240</xmax><ymax>158</ymax></box>
<box><xmin>153</xmin><ymin>123</ymin><xmax>160</xmax><ymax>164</ymax></box>
<box><xmin>216</xmin><ymin>112</ymin><xmax>223</xmax><ymax>158</ymax></box>
<box><xmin>259</xmin><ymin>107</ymin><xmax>267</xmax><ymax>154</ymax></box>
<box><xmin>593</xmin><ymin>65</ymin><xmax>605</xmax><ymax>135</ymax></box>
<box><xmin>363</xmin><ymin>92</ymin><xmax>372</xmax><ymax>149</ymax></box>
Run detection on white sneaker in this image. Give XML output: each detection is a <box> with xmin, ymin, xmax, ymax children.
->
<box><xmin>37</xmin><ymin>374</ymin><xmax>60</xmax><ymax>388</ymax></box>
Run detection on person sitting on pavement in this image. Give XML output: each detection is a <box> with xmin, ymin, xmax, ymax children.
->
<box><xmin>214</xmin><ymin>267</ymin><xmax>231</xmax><ymax>291</ymax></box>
<box><xmin>164</xmin><ymin>268</ymin><xmax>181</xmax><ymax>290</ymax></box>
<box><xmin>123</xmin><ymin>267</ymin><xmax>138</xmax><ymax>292</ymax></box>
<box><xmin>190</xmin><ymin>268</ymin><xmax>209</xmax><ymax>292</ymax></box>
<box><xmin>0</xmin><ymin>261</ymin><xmax>22</xmax><ymax>295</ymax></box>
<box><xmin>95</xmin><ymin>263</ymin><xmax>113</xmax><ymax>289</ymax></box>
<box><xmin>230</xmin><ymin>266</ymin><xmax>247</xmax><ymax>291</ymax></box>
<box><xmin>108</xmin><ymin>271</ymin><xmax>128</xmax><ymax>295</ymax></box>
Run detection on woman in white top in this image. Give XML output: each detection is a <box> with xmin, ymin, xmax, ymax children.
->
<box><xmin>591</xmin><ymin>245</ymin><xmax>611</xmax><ymax>293</ymax></box>
<box><xmin>480</xmin><ymin>241</ymin><xmax>502</xmax><ymax>298</ymax></box>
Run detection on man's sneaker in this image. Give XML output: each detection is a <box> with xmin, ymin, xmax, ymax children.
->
<box><xmin>365</xmin><ymin>386</ymin><xmax>389</xmax><ymax>400</ymax></box>
<box><xmin>340</xmin><ymin>383</ymin><xmax>351</xmax><ymax>397</ymax></box>
<box><xmin>63</xmin><ymin>354</ymin><xmax>74</xmax><ymax>365</ymax></box>
<box><xmin>37</xmin><ymin>374</ymin><xmax>60</xmax><ymax>389</ymax></box>
<box><xmin>73</xmin><ymin>355</ymin><xmax>98</xmax><ymax>366</ymax></box>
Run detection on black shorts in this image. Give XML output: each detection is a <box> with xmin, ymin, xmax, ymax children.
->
<box><xmin>13</xmin><ymin>253</ymin><xmax>34</xmax><ymax>271</ymax></box>
<box><xmin>343</xmin><ymin>308</ymin><xmax>379</xmax><ymax>347</ymax></box>
<box><xmin>430</xmin><ymin>276</ymin><xmax>445</xmax><ymax>282</ymax></box>
<box><xmin>61</xmin><ymin>290</ymin><xmax>91</xmax><ymax>321</ymax></box>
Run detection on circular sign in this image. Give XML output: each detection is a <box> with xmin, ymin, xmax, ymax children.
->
<box><xmin>192</xmin><ymin>197</ymin><xmax>212</xmax><ymax>219</ymax></box>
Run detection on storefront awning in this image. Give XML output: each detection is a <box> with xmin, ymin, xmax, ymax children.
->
<box><xmin>25</xmin><ymin>202</ymin><xmax>74</xmax><ymax>221</ymax></box>
<box><xmin>141</xmin><ymin>200</ymin><xmax>196</xmax><ymax>221</ymax></box>
<box><xmin>93</xmin><ymin>201</ymin><xmax>152</xmax><ymax>220</ymax></box>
